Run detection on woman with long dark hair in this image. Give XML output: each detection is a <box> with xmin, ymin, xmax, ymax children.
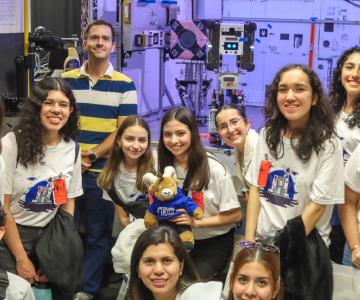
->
<box><xmin>0</xmin><ymin>78</ymin><xmax>82</xmax><ymax>294</ymax></box>
<box><xmin>128</xmin><ymin>226</ymin><xmax>223</xmax><ymax>300</ymax></box>
<box><xmin>245</xmin><ymin>64</ymin><xmax>343</xmax><ymax>298</ymax></box>
<box><xmin>157</xmin><ymin>107</ymin><xmax>241</xmax><ymax>281</ymax></box>
<box><xmin>331</xmin><ymin>46</ymin><xmax>360</xmax><ymax>265</ymax></box>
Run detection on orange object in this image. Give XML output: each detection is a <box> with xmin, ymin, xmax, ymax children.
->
<box><xmin>192</xmin><ymin>191</ymin><xmax>204</xmax><ymax>210</ymax></box>
<box><xmin>53</xmin><ymin>178</ymin><xmax>67</xmax><ymax>205</ymax></box>
<box><xmin>308</xmin><ymin>22</ymin><xmax>316</xmax><ymax>68</ymax></box>
<box><xmin>257</xmin><ymin>160</ymin><xmax>272</xmax><ymax>187</ymax></box>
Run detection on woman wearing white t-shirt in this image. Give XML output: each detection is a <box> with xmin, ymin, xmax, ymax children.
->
<box><xmin>330</xmin><ymin>46</ymin><xmax>360</xmax><ymax>163</ymax></box>
<box><xmin>0</xmin><ymin>78</ymin><xmax>83</xmax><ymax>295</ymax></box>
<box><xmin>97</xmin><ymin>115</ymin><xmax>156</xmax><ymax>226</ymax></box>
<box><xmin>329</xmin><ymin>46</ymin><xmax>360</xmax><ymax>263</ymax></box>
<box><xmin>215</xmin><ymin>104</ymin><xmax>258</xmax><ymax>200</ymax></box>
<box><xmin>215</xmin><ymin>104</ymin><xmax>258</xmax><ymax>235</ymax></box>
<box><xmin>245</xmin><ymin>65</ymin><xmax>344</xmax><ymax>298</ymax></box>
<box><xmin>339</xmin><ymin>144</ymin><xmax>360</xmax><ymax>267</ymax></box>
<box><xmin>158</xmin><ymin>107</ymin><xmax>241</xmax><ymax>281</ymax></box>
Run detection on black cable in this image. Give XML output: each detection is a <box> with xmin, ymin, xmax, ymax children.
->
<box><xmin>344</xmin><ymin>0</ymin><xmax>360</xmax><ymax>8</ymax></box>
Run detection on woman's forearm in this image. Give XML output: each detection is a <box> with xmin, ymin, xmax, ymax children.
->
<box><xmin>339</xmin><ymin>185</ymin><xmax>360</xmax><ymax>249</ymax></box>
<box><xmin>244</xmin><ymin>185</ymin><xmax>260</xmax><ymax>241</ymax></box>
<box><xmin>301</xmin><ymin>201</ymin><xmax>326</xmax><ymax>236</ymax></box>
<box><xmin>3</xmin><ymin>195</ymin><xmax>28</xmax><ymax>261</ymax></box>
<box><xmin>194</xmin><ymin>208</ymin><xmax>241</xmax><ymax>228</ymax></box>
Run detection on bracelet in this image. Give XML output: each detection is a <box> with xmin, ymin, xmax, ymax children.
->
<box><xmin>351</xmin><ymin>244</ymin><xmax>360</xmax><ymax>251</ymax></box>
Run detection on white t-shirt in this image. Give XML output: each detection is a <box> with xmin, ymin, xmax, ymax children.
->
<box><xmin>245</xmin><ymin>128</ymin><xmax>344</xmax><ymax>246</ymax></box>
<box><xmin>6</xmin><ymin>272</ymin><xmax>35</xmax><ymax>300</ymax></box>
<box><xmin>174</xmin><ymin>155</ymin><xmax>240</xmax><ymax>240</ymax></box>
<box><xmin>1</xmin><ymin>132</ymin><xmax>83</xmax><ymax>227</ymax></box>
<box><xmin>103</xmin><ymin>150</ymin><xmax>157</xmax><ymax>204</ymax></box>
<box><xmin>176</xmin><ymin>281</ymin><xmax>223</xmax><ymax>300</ymax></box>
<box><xmin>103</xmin><ymin>163</ymin><xmax>143</xmax><ymax>204</ymax></box>
<box><xmin>336</xmin><ymin>111</ymin><xmax>360</xmax><ymax>164</ymax></box>
<box><xmin>344</xmin><ymin>144</ymin><xmax>360</xmax><ymax>232</ymax></box>
<box><xmin>0</xmin><ymin>156</ymin><xmax>5</xmax><ymax>205</ymax></box>
<box><xmin>234</xmin><ymin>128</ymin><xmax>258</xmax><ymax>193</ymax></box>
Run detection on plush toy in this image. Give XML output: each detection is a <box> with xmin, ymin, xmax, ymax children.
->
<box><xmin>143</xmin><ymin>166</ymin><xmax>203</xmax><ymax>250</ymax></box>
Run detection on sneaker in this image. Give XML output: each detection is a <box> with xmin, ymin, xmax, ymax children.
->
<box><xmin>73</xmin><ymin>292</ymin><xmax>94</xmax><ymax>300</ymax></box>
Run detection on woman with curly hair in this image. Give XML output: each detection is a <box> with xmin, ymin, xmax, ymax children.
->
<box><xmin>330</xmin><ymin>47</ymin><xmax>360</xmax><ymax>265</ymax></box>
<box><xmin>0</xmin><ymin>78</ymin><xmax>83</xmax><ymax>292</ymax></box>
<box><xmin>244</xmin><ymin>64</ymin><xmax>344</xmax><ymax>298</ymax></box>
<box><xmin>329</xmin><ymin>46</ymin><xmax>360</xmax><ymax>162</ymax></box>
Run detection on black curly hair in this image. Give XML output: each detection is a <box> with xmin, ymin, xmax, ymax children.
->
<box><xmin>329</xmin><ymin>46</ymin><xmax>360</xmax><ymax>128</ymax></box>
<box><xmin>14</xmin><ymin>77</ymin><xmax>79</xmax><ymax>167</ymax></box>
<box><xmin>264</xmin><ymin>64</ymin><xmax>335</xmax><ymax>162</ymax></box>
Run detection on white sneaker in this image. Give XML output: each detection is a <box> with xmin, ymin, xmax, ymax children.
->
<box><xmin>73</xmin><ymin>292</ymin><xmax>94</xmax><ymax>300</ymax></box>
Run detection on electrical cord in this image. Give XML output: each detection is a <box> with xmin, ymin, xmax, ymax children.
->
<box><xmin>344</xmin><ymin>0</ymin><xmax>360</xmax><ymax>8</ymax></box>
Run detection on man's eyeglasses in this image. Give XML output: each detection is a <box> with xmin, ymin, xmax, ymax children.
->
<box><xmin>239</xmin><ymin>241</ymin><xmax>280</xmax><ymax>255</ymax></box>
<box><xmin>217</xmin><ymin>118</ymin><xmax>244</xmax><ymax>134</ymax></box>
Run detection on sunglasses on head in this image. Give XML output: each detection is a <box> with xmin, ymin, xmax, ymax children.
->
<box><xmin>239</xmin><ymin>241</ymin><xmax>280</xmax><ymax>255</ymax></box>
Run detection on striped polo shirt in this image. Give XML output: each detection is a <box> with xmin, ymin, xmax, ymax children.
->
<box><xmin>62</xmin><ymin>62</ymin><xmax>138</xmax><ymax>171</ymax></box>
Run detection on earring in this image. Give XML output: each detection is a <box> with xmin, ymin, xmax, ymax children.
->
<box><xmin>138</xmin><ymin>273</ymin><xmax>141</xmax><ymax>279</ymax></box>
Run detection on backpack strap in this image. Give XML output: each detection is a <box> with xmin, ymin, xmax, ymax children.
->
<box><xmin>107</xmin><ymin>185</ymin><xmax>129</xmax><ymax>215</ymax></box>
<box><xmin>74</xmin><ymin>142</ymin><xmax>80</xmax><ymax>164</ymax></box>
<box><xmin>181</xmin><ymin>172</ymin><xmax>192</xmax><ymax>196</ymax></box>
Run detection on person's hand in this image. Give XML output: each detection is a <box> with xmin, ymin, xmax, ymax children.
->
<box><xmin>352</xmin><ymin>246</ymin><xmax>360</xmax><ymax>268</ymax></box>
<box><xmin>171</xmin><ymin>209</ymin><xmax>197</xmax><ymax>228</ymax></box>
<box><xmin>244</xmin><ymin>191</ymin><xmax>249</xmax><ymax>202</ymax></box>
<box><xmin>81</xmin><ymin>151</ymin><xmax>92</xmax><ymax>172</ymax></box>
<box><xmin>36</xmin><ymin>269</ymin><xmax>49</xmax><ymax>282</ymax></box>
<box><xmin>16</xmin><ymin>256</ymin><xmax>38</xmax><ymax>283</ymax></box>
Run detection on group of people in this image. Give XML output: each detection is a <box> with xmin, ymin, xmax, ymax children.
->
<box><xmin>0</xmin><ymin>17</ymin><xmax>359</xmax><ymax>300</ymax></box>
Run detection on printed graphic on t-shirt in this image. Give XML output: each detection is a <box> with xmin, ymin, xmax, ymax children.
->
<box><xmin>19</xmin><ymin>177</ymin><xmax>57</xmax><ymax>212</ymax></box>
<box><xmin>261</xmin><ymin>168</ymin><xmax>298</xmax><ymax>207</ymax></box>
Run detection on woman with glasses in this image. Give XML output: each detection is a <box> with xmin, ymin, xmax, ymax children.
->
<box><xmin>244</xmin><ymin>65</ymin><xmax>344</xmax><ymax>298</ymax></box>
<box><xmin>228</xmin><ymin>242</ymin><xmax>282</xmax><ymax>300</ymax></box>
<box><xmin>215</xmin><ymin>105</ymin><xmax>258</xmax><ymax>202</ymax></box>
<box><xmin>215</xmin><ymin>105</ymin><xmax>258</xmax><ymax>236</ymax></box>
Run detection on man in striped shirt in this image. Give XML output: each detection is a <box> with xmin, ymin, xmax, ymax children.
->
<box><xmin>62</xmin><ymin>19</ymin><xmax>137</xmax><ymax>299</ymax></box>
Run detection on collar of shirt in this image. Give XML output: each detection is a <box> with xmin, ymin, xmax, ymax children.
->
<box><xmin>79</xmin><ymin>61</ymin><xmax>114</xmax><ymax>81</ymax></box>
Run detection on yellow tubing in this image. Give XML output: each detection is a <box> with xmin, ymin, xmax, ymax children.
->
<box><xmin>24</xmin><ymin>0</ymin><xmax>29</xmax><ymax>95</ymax></box>
<box><xmin>24</xmin><ymin>0</ymin><xmax>28</xmax><ymax>56</ymax></box>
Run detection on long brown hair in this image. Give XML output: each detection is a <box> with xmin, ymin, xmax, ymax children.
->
<box><xmin>97</xmin><ymin>115</ymin><xmax>155</xmax><ymax>192</ymax></box>
<box><xmin>158</xmin><ymin>107</ymin><xmax>210</xmax><ymax>191</ymax></box>
<box><xmin>228</xmin><ymin>247</ymin><xmax>282</xmax><ymax>300</ymax></box>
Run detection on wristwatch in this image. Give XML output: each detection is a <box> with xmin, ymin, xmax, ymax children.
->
<box><xmin>88</xmin><ymin>150</ymin><xmax>98</xmax><ymax>163</ymax></box>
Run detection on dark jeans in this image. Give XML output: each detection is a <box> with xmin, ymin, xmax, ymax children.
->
<box><xmin>75</xmin><ymin>172</ymin><xmax>115</xmax><ymax>295</ymax></box>
<box><xmin>191</xmin><ymin>228</ymin><xmax>235</xmax><ymax>281</ymax></box>
<box><xmin>0</xmin><ymin>224</ymin><xmax>44</xmax><ymax>274</ymax></box>
<box><xmin>0</xmin><ymin>225</ymin><xmax>72</xmax><ymax>299</ymax></box>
